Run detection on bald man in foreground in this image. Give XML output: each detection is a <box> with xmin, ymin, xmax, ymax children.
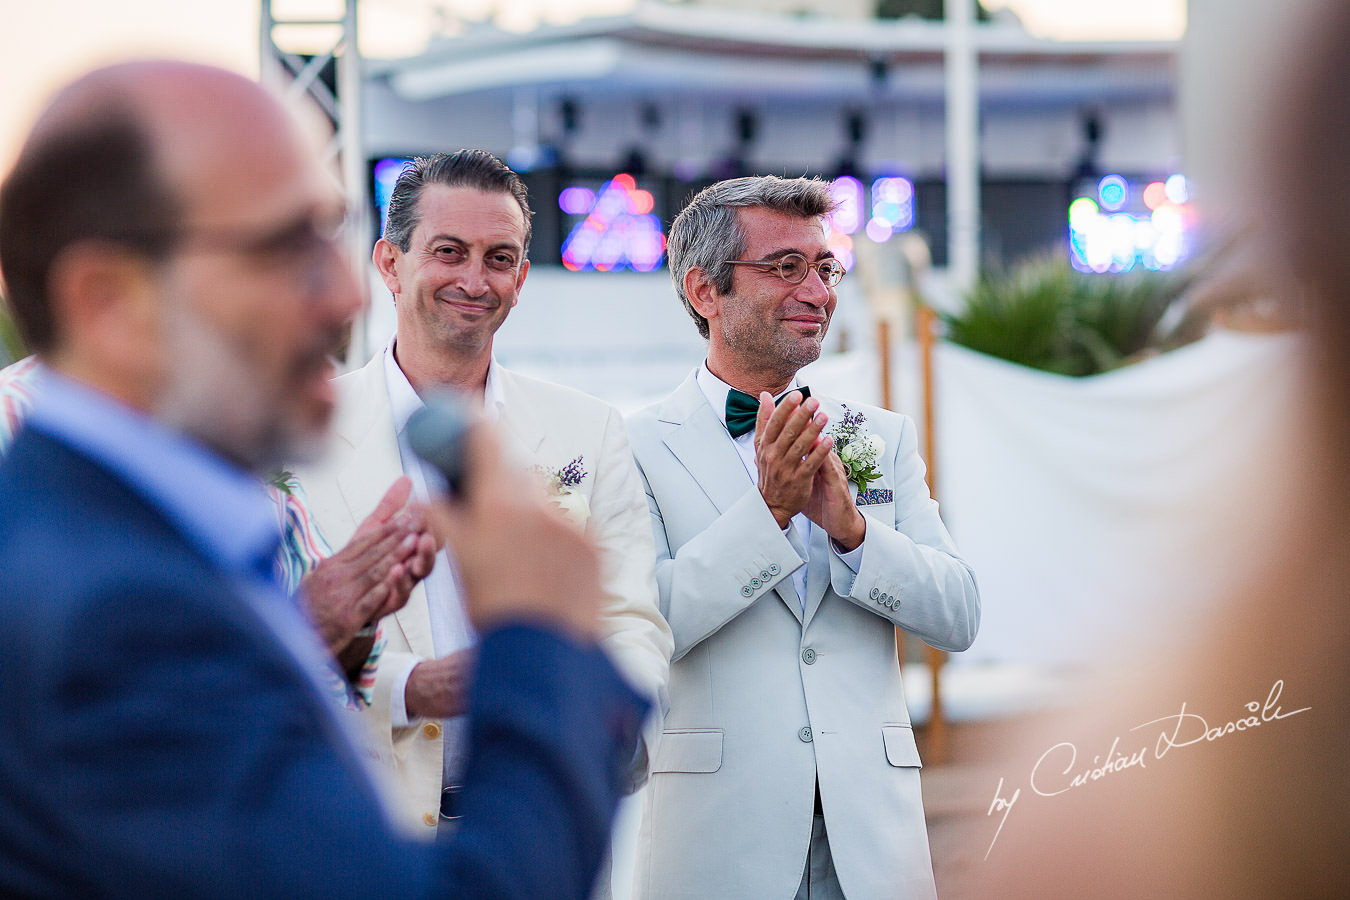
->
<box><xmin>0</xmin><ymin>61</ymin><xmax>644</xmax><ymax>898</ymax></box>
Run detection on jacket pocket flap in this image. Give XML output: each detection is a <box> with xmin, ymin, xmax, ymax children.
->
<box><xmin>652</xmin><ymin>729</ymin><xmax>724</xmax><ymax>774</ymax></box>
<box><xmin>882</xmin><ymin>724</ymin><xmax>922</xmax><ymax>768</ymax></box>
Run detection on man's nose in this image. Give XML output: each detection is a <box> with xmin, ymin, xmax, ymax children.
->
<box><xmin>455</xmin><ymin>257</ymin><xmax>492</xmax><ymax>297</ymax></box>
<box><xmin>797</xmin><ymin>267</ymin><xmax>832</xmax><ymax>306</ymax></box>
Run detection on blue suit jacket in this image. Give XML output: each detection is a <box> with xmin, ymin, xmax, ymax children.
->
<box><xmin>0</xmin><ymin>425</ymin><xmax>645</xmax><ymax>898</ymax></box>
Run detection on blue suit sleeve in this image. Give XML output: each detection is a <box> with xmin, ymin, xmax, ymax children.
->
<box><xmin>14</xmin><ymin>577</ymin><xmax>645</xmax><ymax>900</ymax></box>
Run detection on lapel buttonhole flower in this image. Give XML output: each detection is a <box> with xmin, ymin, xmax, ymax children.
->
<box><xmin>828</xmin><ymin>406</ymin><xmax>885</xmax><ymax>494</ymax></box>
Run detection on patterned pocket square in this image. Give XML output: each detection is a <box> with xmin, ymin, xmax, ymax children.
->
<box><xmin>855</xmin><ymin>488</ymin><xmax>894</xmax><ymax>506</ymax></box>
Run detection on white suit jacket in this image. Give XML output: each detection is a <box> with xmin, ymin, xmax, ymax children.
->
<box><xmin>627</xmin><ymin>371</ymin><xmax>979</xmax><ymax>900</ymax></box>
<box><xmin>294</xmin><ymin>353</ymin><xmax>673</xmax><ymax>836</ymax></box>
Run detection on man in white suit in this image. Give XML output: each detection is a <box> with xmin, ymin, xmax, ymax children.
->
<box><xmin>295</xmin><ymin>151</ymin><xmax>672</xmax><ymax>838</ymax></box>
<box><xmin>627</xmin><ymin>176</ymin><xmax>980</xmax><ymax>900</ymax></box>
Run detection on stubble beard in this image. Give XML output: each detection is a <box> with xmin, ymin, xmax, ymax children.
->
<box><xmin>155</xmin><ymin>301</ymin><xmax>325</xmax><ymax>474</ymax></box>
<box><xmin>424</xmin><ymin>291</ymin><xmax>507</xmax><ymax>359</ymax></box>
<box><xmin>722</xmin><ymin>314</ymin><xmax>827</xmax><ymax>384</ymax></box>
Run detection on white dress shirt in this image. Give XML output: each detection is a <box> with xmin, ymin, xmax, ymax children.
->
<box><xmin>382</xmin><ymin>342</ymin><xmax>506</xmax><ymax>788</ymax></box>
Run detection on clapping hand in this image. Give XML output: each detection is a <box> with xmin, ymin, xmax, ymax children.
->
<box><xmin>753</xmin><ymin>390</ymin><xmax>833</xmax><ymax>528</ymax></box>
<box><xmin>300</xmin><ymin>476</ymin><xmax>437</xmax><ymax>659</ymax></box>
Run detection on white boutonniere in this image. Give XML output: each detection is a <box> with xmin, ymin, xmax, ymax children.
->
<box><xmin>534</xmin><ymin>455</ymin><xmax>590</xmax><ymax>525</ymax></box>
<box><xmin>828</xmin><ymin>405</ymin><xmax>884</xmax><ymax>494</ymax></box>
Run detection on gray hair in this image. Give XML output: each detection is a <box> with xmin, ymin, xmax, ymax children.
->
<box><xmin>383</xmin><ymin>149</ymin><xmax>533</xmax><ymax>255</ymax></box>
<box><xmin>667</xmin><ymin>175</ymin><xmax>837</xmax><ymax>339</ymax></box>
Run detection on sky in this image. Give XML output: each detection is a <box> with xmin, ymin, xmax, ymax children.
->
<box><xmin>0</xmin><ymin>0</ymin><xmax>1185</xmax><ymax>172</ymax></box>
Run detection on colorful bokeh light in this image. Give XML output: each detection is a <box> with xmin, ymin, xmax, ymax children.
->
<box><xmin>1165</xmin><ymin>174</ymin><xmax>1189</xmax><ymax>205</ymax></box>
<box><xmin>1142</xmin><ymin>181</ymin><xmax>1168</xmax><ymax>211</ymax></box>
<box><xmin>373</xmin><ymin>156</ymin><xmax>414</xmax><ymax>236</ymax></box>
<box><xmin>830</xmin><ymin>176</ymin><xmax>865</xmax><ymax>235</ymax></box>
<box><xmin>863</xmin><ymin>176</ymin><xmax>915</xmax><ymax>244</ymax></box>
<box><xmin>1098</xmin><ymin>174</ymin><xmax>1128</xmax><ymax>211</ymax></box>
<box><xmin>560</xmin><ymin>174</ymin><xmax>666</xmax><ymax>273</ymax></box>
<box><xmin>1068</xmin><ymin>173</ymin><xmax>1191</xmax><ymax>273</ymax></box>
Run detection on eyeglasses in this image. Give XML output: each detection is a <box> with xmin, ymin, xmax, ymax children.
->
<box><xmin>177</xmin><ymin>208</ymin><xmax>350</xmax><ymax>264</ymax></box>
<box><xmin>170</xmin><ymin>208</ymin><xmax>352</xmax><ymax>290</ymax></box>
<box><xmin>724</xmin><ymin>253</ymin><xmax>846</xmax><ymax>288</ymax></box>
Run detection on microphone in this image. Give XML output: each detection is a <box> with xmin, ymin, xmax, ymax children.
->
<box><xmin>406</xmin><ymin>392</ymin><xmax>473</xmax><ymax>496</ymax></box>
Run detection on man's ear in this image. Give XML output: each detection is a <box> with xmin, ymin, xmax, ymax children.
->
<box><xmin>372</xmin><ymin>238</ymin><xmax>403</xmax><ymax>296</ymax></box>
<box><xmin>46</xmin><ymin>240</ymin><xmax>164</xmax><ymax>399</ymax></box>
<box><xmin>684</xmin><ymin>266</ymin><xmax>721</xmax><ymax>324</ymax></box>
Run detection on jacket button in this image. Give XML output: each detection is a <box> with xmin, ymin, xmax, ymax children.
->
<box><xmin>869</xmin><ymin>587</ymin><xmax>880</xmax><ymax>600</ymax></box>
<box><xmin>798</xmin><ymin>726</ymin><xmax>813</xmax><ymax>743</ymax></box>
<box><xmin>741</xmin><ymin>585</ymin><xmax>754</xmax><ymax>597</ymax></box>
<box><xmin>759</xmin><ymin>569</ymin><xmax>771</xmax><ymax>580</ymax></box>
<box><xmin>750</xmin><ymin>577</ymin><xmax>762</xmax><ymax>589</ymax></box>
<box><xmin>802</xmin><ymin>648</ymin><xmax>816</xmax><ymax>664</ymax></box>
<box><xmin>422</xmin><ymin>722</ymin><xmax>442</xmax><ymax>739</ymax></box>
<box><xmin>422</xmin><ymin>812</ymin><xmax>437</xmax><ymax>827</ymax></box>
<box><xmin>768</xmin><ymin>563</ymin><xmax>781</xmax><ymax>575</ymax></box>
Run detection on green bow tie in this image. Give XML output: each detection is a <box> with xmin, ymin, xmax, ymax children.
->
<box><xmin>724</xmin><ymin>385</ymin><xmax>811</xmax><ymax>438</ymax></box>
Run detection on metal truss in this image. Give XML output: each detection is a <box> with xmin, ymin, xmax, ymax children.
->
<box><xmin>260</xmin><ymin>0</ymin><xmax>372</xmax><ymax>364</ymax></box>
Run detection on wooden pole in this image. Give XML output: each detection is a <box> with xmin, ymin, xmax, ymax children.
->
<box><xmin>877</xmin><ymin>319</ymin><xmax>894</xmax><ymax>413</ymax></box>
<box><xmin>917</xmin><ymin>302</ymin><xmax>949</xmax><ymax>765</ymax></box>
<box><xmin>878</xmin><ymin>317</ymin><xmax>905</xmax><ymax>677</ymax></box>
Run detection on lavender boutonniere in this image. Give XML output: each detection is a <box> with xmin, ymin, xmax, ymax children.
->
<box><xmin>828</xmin><ymin>405</ymin><xmax>884</xmax><ymax>494</ymax></box>
<box><xmin>537</xmin><ymin>455</ymin><xmax>587</xmax><ymax>494</ymax></box>
<box><xmin>534</xmin><ymin>455</ymin><xmax>590</xmax><ymax>525</ymax></box>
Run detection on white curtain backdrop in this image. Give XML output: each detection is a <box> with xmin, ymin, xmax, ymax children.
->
<box><xmin>932</xmin><ymin>330</ymin><xmax>1309</xmax><ymax>666</ymax></box>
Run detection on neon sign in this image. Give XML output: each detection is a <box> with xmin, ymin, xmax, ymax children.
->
<box><xmin>560</xmin><ymin>173</ymin><xmax>665</xmax><ymax>272</ymax></box>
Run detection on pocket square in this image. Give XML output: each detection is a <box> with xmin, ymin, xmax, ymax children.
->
<box><xmin>855</xmin><ymin>488</ymin><xmax>893</xmax><ymax>506</ymax></box>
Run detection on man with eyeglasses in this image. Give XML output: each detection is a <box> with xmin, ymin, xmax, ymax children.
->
<box><xmin>0</xmin><ymin>352</ymin><xmax>436</xmax><ymax>713</ymax></box>
<box><xmin>626</xmin><ymin>175</ymin><xmax>980</xmax><ymax>900</ymax></box>
<box><xmin>0</xmin><ymin>60</ymin><xmax>645</xmax><ymax>898</ymax></box>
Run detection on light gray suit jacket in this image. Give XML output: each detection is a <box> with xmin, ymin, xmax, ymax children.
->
<box><xmin>294</xmin><ymin>353</ymin><xmax>673</xmax><ymax>836</ymax></box>
<box><xmin>627</xmin><ymin>371</ymin><xmax>979</xmax><ymax>900</ymax></box>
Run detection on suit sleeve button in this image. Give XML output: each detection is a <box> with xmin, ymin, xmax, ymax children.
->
<box><xmin>750</xmin><ymin>577</ymin><xmax>762</xmax><ymax>589</ymax></box>
<box><xmin>869</xmin><ymin>587</ymin><xmax>880</xmax><ymax>600</ymax></box>
<box><xmin>741</xmin><ymin>585</ymin><xmax>754</xmax><ymax>597</ymax></box>
<box><xmin>798</xmin><ymin>726</ymin><xmax>813</xmax><ymax>743</ymax></box>
<box><xmin>422</xmin><ymin>722</ymin><xmax>442</xmax><ymax>739</ymax></box>
<box><xmin>768</xmin><ymin>563</ymin><xmax>781</xmax><ymax>575</ymax></box>
<box><xmin>760</xmin><ymin>569</ymin><xmax>772</xmax><ymax>579</ymax></box>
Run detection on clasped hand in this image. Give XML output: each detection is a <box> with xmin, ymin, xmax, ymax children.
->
<box><xmin>754</xmin><ymin>392</ymin><xmax>866</xmax><ymax>552</ymax></box>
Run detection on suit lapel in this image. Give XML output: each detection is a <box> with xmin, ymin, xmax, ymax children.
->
<box><xmin>333</xmin><ymin>355</ymin><xmax>434</xmax><ymax>659</ymax></box>
<box><xmin>660</xmin><ymin>373</ymin><xmax>755</xmax><ymax>518</ymax></box>
<box><xmin>661</xmin><ymin>371</ymin><xmax>804</xmax><ymax>624</ymax></box>
<box><xmin>494</xmin><ymin>368</ymin><xmax>548</xmax><ymax>467</ymax></box>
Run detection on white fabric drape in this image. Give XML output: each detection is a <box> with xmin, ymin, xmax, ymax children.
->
<box><xmin>932</xmin><ymin>330</ymin><xmax>1309</xmax><ymax>665</ymax></box>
